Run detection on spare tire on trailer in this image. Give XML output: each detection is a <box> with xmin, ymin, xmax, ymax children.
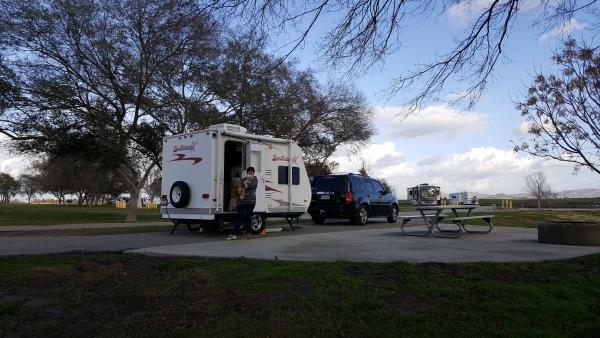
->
<box><xmin>170</xmin><ymin>181</ymin><xmax>191</xmax><ymax>208</ymax></box>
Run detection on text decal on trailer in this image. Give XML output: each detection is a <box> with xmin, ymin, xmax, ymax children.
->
<box><xmin>272</xmin><ymin>155</ymin><xmax>300</xmax><ymax>164</ymax></box>
<box><xmin>171</xmin><ymin>154</ymin><xmax>202</xmax><ymax>164</ymax></box>
<box><xmin>173</xmin><ymin>141</ymin><xmax>197</xmax><ymax>152</ymax></box>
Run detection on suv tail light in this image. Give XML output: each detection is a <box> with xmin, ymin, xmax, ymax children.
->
<box><xmin>345</xmin><ymin>191</ymin><xmax>353</xmax><ymax>203</ymax></box>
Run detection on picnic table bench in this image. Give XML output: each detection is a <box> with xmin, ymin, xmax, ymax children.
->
<box><xmin>400</xmin><ymin>205</ymin><xmax>494</xmax><ymax>238</ymax></box>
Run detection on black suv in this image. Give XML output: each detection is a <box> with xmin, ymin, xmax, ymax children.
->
<box><xmin>308</xmin><ymin>174</ymin><xmax>399</xmax><ymax>225</ymax></box>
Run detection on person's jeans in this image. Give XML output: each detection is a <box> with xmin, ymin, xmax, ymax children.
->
<box><xmin>234</xmin><ymin>203</ymin><xmax>255</xmax><ymax>234</ymax></box>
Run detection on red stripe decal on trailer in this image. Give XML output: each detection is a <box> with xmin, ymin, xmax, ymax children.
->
<box><xmin>265</xmin><ymin>186</ymin><xmax>282</xmax><ymax>193</ymax></box>
<box><xmin>170</xmin><ymin>153</ymin><xmax>203</xmax><ymax>164</ymax></box>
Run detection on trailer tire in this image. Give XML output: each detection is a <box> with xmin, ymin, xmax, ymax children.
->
<box><xmin>170</xmin><ymin>181</ymin><xmax>190</xmax><ymax>208</ymax></box>
<box><xmin>248</xmin><ymin>214</ymin><xmax>265</xmax><ymax>234</ymax></box>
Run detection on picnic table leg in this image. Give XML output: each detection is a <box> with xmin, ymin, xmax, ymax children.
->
<box><xmin>461</xmin><ymin>218</ymin><xmax>494</xmax><ymax>234</ymax></box>
<box><xmin>432</xmin><ymin>209</ymin><xmax>462</xmax><ymax>238</ymax></box>
<box><xmin>456</xmin><ymin>208</ymin><xmax>474</xmax><ymax>231</ymax></box>
<box><xmin>420</xmin><ymin>209</ymin><xmax>435</xmax><ymax>236</ymax></box>
<box><xmin>434</xmin><ymin>208</ymin><xmax>461</xmax><ymax>234</ymax></box>
<box><xmin>400</xmin><ymin>211</ymin><xmax>432</xmax><ymax>236</ymax></box>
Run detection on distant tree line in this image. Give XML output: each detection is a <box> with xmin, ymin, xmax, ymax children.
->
<box><xmin>0</xmin><ymin>0</ymin><xmax>372</xmax><ymax>219</ymax></box>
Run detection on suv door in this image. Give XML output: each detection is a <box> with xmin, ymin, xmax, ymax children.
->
<box><xmin>350</xmin><ymin>175</ymin><xmax>367</xmax><ymax>206</ymax></box>
<box><xmin>364</xmin><ymin>179</ymin><xmax>381</xmax><ymax>216</ymax></box>
<box><xmin>371</xmin><ymin>180</ymin><xmax>389</xmax><ymax>216</ymax></box>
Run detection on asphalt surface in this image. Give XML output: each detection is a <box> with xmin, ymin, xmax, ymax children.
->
<box><xmin>128</xmin><ymin>226</ymin><xmax>600</xmax><ymax>263</ymax></box>
<box><xmin>3</xmin><ymin>214</ymin><xmax>599</xmax><ymax>263</ymax></box>
<box><xmin>0</xmin><ymin>218</ymin><xmax>402</xmax><ymax>256</ymax></box>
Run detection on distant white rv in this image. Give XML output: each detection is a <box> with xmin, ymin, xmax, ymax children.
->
<box><xmin>449</xmin><ymin>191</ymin><xmax>479</xmax><ymax>205</ymax></box>
<box><xmin>160</xmin><ymin>124</ymin><xmax>311</xmax><ymax>234</ymax></box>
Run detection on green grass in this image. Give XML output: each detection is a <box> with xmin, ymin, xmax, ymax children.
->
<box><xmin>469</xmin><ymin>210</ymin><xmax>600</xmax><ymax>228</ymax></box>
<box><xmin>0</xmin><ymin>225</ymin><xmax>170</xmax><ymax>237</ymax></box>
<box><xmin>480</xmin><ymin>197</ymin><xmax>600</xmax><ymax>209</ymax></box>
<box><xmin>1</xmin><ymin>253</ymin><xmax>599</xmax><ymax>337</ymax></box>
<box><xmin>0</xmin><ymin>204</ymin><xmax>161</xmax><ymax>226</ymax></box>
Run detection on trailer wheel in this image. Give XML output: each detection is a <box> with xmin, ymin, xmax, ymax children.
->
<box><xmin>248</xmin><ymin>214</ymin><xmax>265</xmax><ymax>234</ymax></box>
<box><xmin>169</xmin><ymin>181</ymin><xmax>190</xmax><ymax>208</ymax></box>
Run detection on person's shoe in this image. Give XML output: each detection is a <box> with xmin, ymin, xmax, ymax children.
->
<box><xmin>226</xmin><ymin>234</ymin><xmax>237</xmax><ymax>240</ymax></box>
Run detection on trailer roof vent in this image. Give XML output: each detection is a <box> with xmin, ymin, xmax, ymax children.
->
<box><xmin>208</xmin><ymin>123</ymin><xmax>247</xmax><ymax>134</ymax></box>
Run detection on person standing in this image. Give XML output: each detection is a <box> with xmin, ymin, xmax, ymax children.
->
<box><xmin>227</xmin><ymin>167</ymin><xmax>257</xmax><ymax>240</ymax></box>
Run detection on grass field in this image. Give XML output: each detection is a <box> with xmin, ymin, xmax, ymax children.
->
<box><xmin>469</xmin><ymin>210</ymin><xmax>600</xmax><ymax>228</ymax></box>
<box><xmin>0</xmin><ymin>204</ymin><xmax>161</xmax><ymax>226</ymax></box>
<box><xmin>0</xmin><ymin>225</ymin><xmax>170</xmax><ymax>237</ymax></box>
<box><xmin>480</xmin><ymin>197</ymin><xmax>600</xmax><ymax>209</ymax></box>
<box><xmin>1</xmin><ymin>252</ymin><xmax>599</xmax><ymax>337</ymax></box>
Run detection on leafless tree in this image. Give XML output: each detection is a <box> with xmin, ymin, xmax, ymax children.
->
<box><xmin>213</xmin><ymin>0</ymin><xmax>600</xmax><ymax>109</ymax></box>
<box><xmin>514</xmin><ymin>39</ymin><xmax>600</xmax><ymax>176</ymax></box>
<box><xmin>524</xmin><ymin>171</ymin><xmax>553</xmax><ymax>209</ymax></box>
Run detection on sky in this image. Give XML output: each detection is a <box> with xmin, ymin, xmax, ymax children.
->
<box><xmin>1</xmin><ymin>0</ymin><xmax>599</xmax><ymax>198</ymax></box>
<box><xmin>264</xmin><ymin>0</ymin><xmax>600</xmax><ymax>197</ymax></box>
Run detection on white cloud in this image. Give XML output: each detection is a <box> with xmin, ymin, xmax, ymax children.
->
<box><xmin>0</xmin><ymin>135</ymin><xmax>30</xmax><ymax>178</ymax></box>
<box><xmin>512</xmin><ymin>121</ymin><xmax>531</xmax><ymax>136</ymax></box>
<box><xmin>447</xmin><ymin>0</ymin><xmax>541</xmax><ymax>26</ymax></box>
<box><xmin>331</xmin><ymin>141</ymin><xmax>598</xmax><ymax>197</ymax></box>
<box><xmin>540</xmin><ymin>18</ymin><xmax>586</xmax><ymax>41</ymax></box>
<box><xmin>374</xmin><ymin>105</ymin><xmax>488</xmax><ymax>139</ymax></box>
<box><xmin>447</xmin><ymin>0</ymin><xmax>496</xmax><ymax>26</ymax></box>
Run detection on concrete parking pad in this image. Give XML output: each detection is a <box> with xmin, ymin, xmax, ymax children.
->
<box><xmin>128</xmin><ymin>226</ymin><xmax>600</xmax><ymax>263</ymax></box>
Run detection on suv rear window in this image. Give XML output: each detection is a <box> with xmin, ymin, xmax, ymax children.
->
<box><xmin>312</xmin><ymin>176</ymin><xmax>347</xmax><ymax>192</ymax></box>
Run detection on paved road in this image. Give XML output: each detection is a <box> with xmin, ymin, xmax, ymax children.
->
<box><xmin>0</xmin><ymin>218</ymin><xmax>401</xmax><ymax>256</ymax></box>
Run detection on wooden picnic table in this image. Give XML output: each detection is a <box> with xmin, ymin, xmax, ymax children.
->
<box><xmin>400</xmin><ymin>205</ymin><xmax>494</xmax><ymax>238</ymax></box>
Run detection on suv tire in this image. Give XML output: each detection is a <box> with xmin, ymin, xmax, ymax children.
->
<box><xmin>387</xmin><ymin>205</ymin><xmax>399</xmax><ymax>223</ymax></box>
<box><xmin>352</xmin><ymin>205</ymin><xmax>369</xmax><ymax>225</ymax></box>
<box><xmin>311</xmin><ymin>215</ymin><xmax>326</xmax><ymax>224</ymax></box>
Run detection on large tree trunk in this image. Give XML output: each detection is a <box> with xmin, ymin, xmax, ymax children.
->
<box><xmin>126</xmin><ymin>187</ymin><xmax>140</xmax><ymax>222</ymax></box>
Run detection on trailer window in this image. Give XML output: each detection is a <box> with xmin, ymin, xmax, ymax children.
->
<box><xmin>278</xmin><ymin>166</ymin><xmax>300</xmax><ymax>185</ymax></box>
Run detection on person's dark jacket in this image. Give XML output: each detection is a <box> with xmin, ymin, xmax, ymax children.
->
<box><xmin>240</xmin><ymin>176</ymin><xmax>258</xmax><ymax>204</ymax></box>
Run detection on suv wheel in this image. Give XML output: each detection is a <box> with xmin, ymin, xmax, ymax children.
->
<box><xmin>352</xmin><ymin>205</ymin><xmax>368</xmax><ymax>225</ymax></box>
<box><xmin>387</xmin><ymin>205</ymin><xmax>399</xmax><ymax>223</ymax></box>
<box><xmin>311</xmin><ymin>215</ymin><xmax>326</xmax><ymax>224</ymax></box>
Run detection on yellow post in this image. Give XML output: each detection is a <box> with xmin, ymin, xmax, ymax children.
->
<box><xmin>501</xmin><ymin>199</ymin><xmax>505</xmax><ymax>209</ymax></box>
<box><xmin>509</xmin><ymin>200</ymin><xmax>513</xmax><ymax>209</ymax></box>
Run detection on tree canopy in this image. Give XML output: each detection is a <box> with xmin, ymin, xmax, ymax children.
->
<box><xmin>0</xmin><ymin>0</ymin><xmax>373</xmax><ymax>217</ymax></box>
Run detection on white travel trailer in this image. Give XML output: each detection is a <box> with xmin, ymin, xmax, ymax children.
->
<box><xmin>449</xmin><ymin>191</ymin><xmax>479</xmax><ymax>205</ymax></box>
<box><xmin>160</xmin><ymin>124</ymin><xmax>311</xmax><ymax>234</ymax></box>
